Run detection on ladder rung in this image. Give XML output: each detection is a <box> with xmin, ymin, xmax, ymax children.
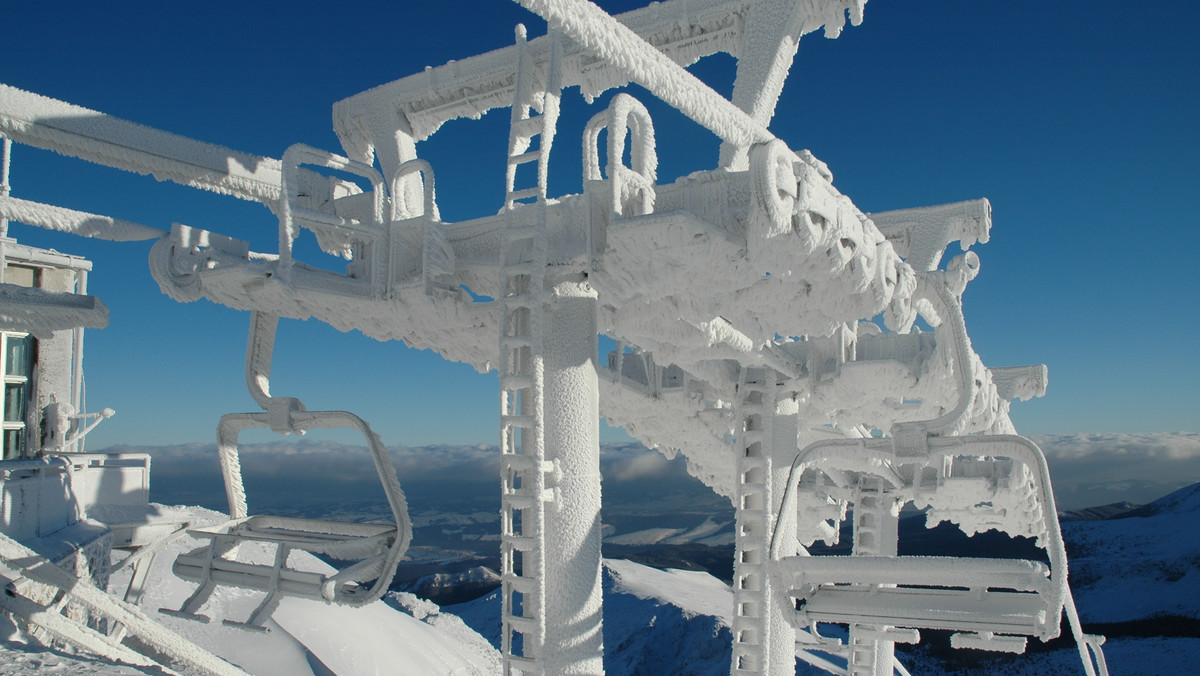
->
<box><xmin>735</xmin><ymin>590</ymin><xmax>765</xmax><ymax>604</ymax></box>
<box><xmin>512</xmin><ymin>116</ymin><xmax>542</xmax><ymax>137</ymax></box>
<box><xmin>509</xmin><ymin>150</ymin><xmax>541</xmax><ymax>166</ymax></box>
<box><xmin>502</xmin><ymin>335</ymin><xmax>533</xmax><ymax>349</ymax></box>
<box><xmin>504</xmin><ymin>493</ymin><xmax>538</xmax><ymax>510</ymax></box>
<box><xmin>505</xmin><ymin>614</ymin><xmax>540</xmax><ymax>632</ymax></box>
<box><xmin>507</xmin><ymin>187</ymin><xmax>541</xmax><ymax>202</ymax></box>
<box><xmin>504</xmin><ymin>489</ymin><xmax>553</xmax><ymax>509</ymax></box>
<box><xmin>502</xmin><ymin>573</ymin><xmax>538</xmax><ymax>592</ymax></box>
<box><xmin>502</xmin><ymin>454</ymin><xmax>552</xmax><ymax>472</ymax></box>
<box><xmin>735</xmin><ymin>633</ymin><xmax>761</xmax><ymax>646</ymax></box>
<box><xmin>505</xmin><ymin>535</ymin><xmax>538</xmax><ymax>551</ymax></box>
<box><xmin>501</xmin><ymin>414</ymin><xmax>535</xmax><ymax>429</ymax></box>
<box><xmin>501</xmin><ymin>374</ymin><xmax>535</xmax><ymax>390</ymax></box>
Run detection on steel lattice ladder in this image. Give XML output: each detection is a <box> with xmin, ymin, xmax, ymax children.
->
<box><xmin>731</xmin><ymin>367</ymin><xmax>778</xmax><ymax>675</ymax></box>
<box><xmin>499</xmin><ymin>24</ymin><xmax>561</xmax><ymax>675</ymax></box>
<box><xmin>847</xmin><ymin>476</ymin><xmax>910</xmax><ymax>676</ymax></box>
<box><xmin>504</xmin><ymin>25</ymin><xmax>561</xmax><ymax>210</ymax></box>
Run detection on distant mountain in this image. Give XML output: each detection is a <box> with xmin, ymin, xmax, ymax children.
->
<box><xmin>1117</xmin><ymin>481</ymin><xmax>1200</xmax><ymax>519</ymax></box>
<box><xmin>1064</xmin><ymin>482</ymin><xmax>1200</xmax><ymax>624</ymax></box>
<box><xmin>396</xmin><ymin>565</ymin><xmax>501</xmax><ymax>606</ymax></box>
<box><xmin>1058</xmin><ymin>501</ymin><xmax>1140</xmax><ymax>521</ymax></box>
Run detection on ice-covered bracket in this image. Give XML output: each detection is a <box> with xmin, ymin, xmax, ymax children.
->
<box><xmin>147</xmin><ymin>140</ymin><xmax>492</xmax><ymax>369</ymax></box>
<box><xmin>152</xmin><ymin>142</ymin><xmax>453</xmax><ymax>302</ymax></box>
<box><xmin>162</xmin><ymin>311</ymin><xmax>412</xmax><ymax>632</ymax></box>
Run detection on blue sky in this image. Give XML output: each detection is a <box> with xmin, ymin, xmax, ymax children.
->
<box><xmin>2</xmin><ymin>0</ymin><xmax>1197</xmax><ymax>450</ymax></box>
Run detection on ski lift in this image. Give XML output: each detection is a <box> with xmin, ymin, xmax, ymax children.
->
<box><xmin>769</xmin><ymin>433</ymin><xmax>1108</xmax><ymax>675</ymax></box>
<box><xmin>766</xmin><ymin>261</ymin><xmax>1109</xmax><ymax>675</ymax></box>
<box><xmin>163</xmin><ymin>311</ymin><xmax>412</xmax><ymax>631</ymax></box>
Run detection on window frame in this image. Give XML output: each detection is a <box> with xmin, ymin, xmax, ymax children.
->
<box><xmin>1</xmin><ymin>332</ymin><xmax>35</xmax><ymax>460</ymax></box>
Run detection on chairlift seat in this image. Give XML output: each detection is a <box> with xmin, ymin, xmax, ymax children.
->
<box><xmin>777</xmin><ymin>554</ymin><xmax>1056</xmax><ymax>640</ymax></box>
<box><xmin>165</xmin><ymin>402</ymin><xmax>411</xmax><ymax>631</ymax></box>
<box><xmin>173</xmin><ymin>515</ymin><xmax>399</xmax><ymax>601</ymax></box>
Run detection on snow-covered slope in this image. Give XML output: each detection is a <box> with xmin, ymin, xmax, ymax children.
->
<box><xmin>6</xmin><ymin>486</ymin><xmax>1200</xmax><ymax>675</ymax></box>
<box><xmin>450</xmin><ymin>558</ymin><xmax>735</xmax><ymax>676</ymax></box>
<box><xmin>98</xmin><ymin>506</ymin><xmax>500</xmax><ymax>676</ymax></box>
<box><xmin>1065</xmin><ymin>482</ymin><xmax>1200</xmax><ymax>623</ymax></box>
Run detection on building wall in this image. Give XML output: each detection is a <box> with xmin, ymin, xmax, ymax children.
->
<box><xmin>0</xmin><ymin>243</ymin><xmax>111</xmax><ymax>589</ymax></box>
<box><xmin>1</xmin><ymin>247</ymin><xmax>90</xmax><ymax>458</ymax></box>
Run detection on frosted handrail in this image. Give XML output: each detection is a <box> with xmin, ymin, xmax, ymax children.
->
<box><xmin>582</xmin><ymin>93</ymin><xmax>657</xmax><ymax>217</ymax></box>
<box><xmin>278</xmin><ymin>143</ymin><xmax>386</xmax><ymax>271</ymax></box>
<box><xmin>389</xmin><ymin>158</ymin><xmax>438</xmax><ymax>222</ymax></box>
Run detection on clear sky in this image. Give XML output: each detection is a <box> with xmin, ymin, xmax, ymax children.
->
<box><xmin>1</xmin><ymin>0</ymin><xmax>1197</xmax><ymax>449</ymax></box>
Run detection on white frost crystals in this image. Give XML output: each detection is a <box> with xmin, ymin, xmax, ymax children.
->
<box><xmin>0</xmin><ymin>0</ymin><xmax>1111</xmax><ymax>675</ymax></box>
<box><xmin>161</xmin><ymin>311</ymin><xmax>413</xmax><ymax>632</ymax></box>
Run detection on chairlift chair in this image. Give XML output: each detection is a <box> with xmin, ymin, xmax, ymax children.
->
<box><xmin>766</xmin><ymin>259</ymin><xmax>1108</xmax><ymax>675</ymax></box>
<box><xmin>769</xmin><ymin>432</ymin><xmax>1108</xmax><ymax>675</ymax></box>
<box><xmin>164</xmin><ymin>311</ymin><xmax>412</xmax><ymax>631</ymax></box>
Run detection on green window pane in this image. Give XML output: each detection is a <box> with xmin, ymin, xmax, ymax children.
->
<box><xmin>5</xmin><ymin>335</ymin><xmax>30</xmax><ymax>377</ymax></box>
<box><xmin>2</xmin><ymin>429</ymin><xmax>23</xmax><ymax>460</ymax></box>
<box><xmin>4</xmin><ymin>383</ymin><xmax>26</xmax><ymax>422</ymax></box>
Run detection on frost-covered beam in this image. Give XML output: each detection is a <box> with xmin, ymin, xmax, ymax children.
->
<box><xmin>149</xmin><ymin>226</ymin><xmax>500</xmax><ymax>372</ymax></box>
<box><xmin>335</xmin><ymin>0</ymin><xmax>747</xmax><ymax>145</ymax></box>
<box><xmin>720</xmin><ymin>0</ymin><xmax>866</xmax><ymax>168</ymax></box>
<box><xmin>991</xmin><ymin>365</ymin><xmax>1049</xmax><ymax>403</ymax></box>
<box><xmin>869</xmin><ymin>199</ymin><xmax>992</xmax><ymax>272</ymax></box>
<box><xmin>0</xmin><ymin>84</ymin><xmax>290</xmax><ymax>206</ymax></box>
<box><xmin>0</xmin><ymin>195</ymin><xmax>165</xmax><ymax>241</ymax></box>
<box><xmin>515</xmin><ymin>0</ymin><xmax>773</xmax><ymax>148</ymax></box>
<box><xmin>0</xmin><ymin>283</ymin><xmax>108</xmax><ymax>338</ymax></box>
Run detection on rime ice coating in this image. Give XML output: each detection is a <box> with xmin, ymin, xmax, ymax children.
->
<box><xmin>0</xmin><ymin>0</ymin><xmax>1112</xmax><ymax>674</ymax></box>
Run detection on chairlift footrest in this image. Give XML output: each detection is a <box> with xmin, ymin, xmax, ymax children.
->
<box><xmin>222</xmin><ymin>618</ymin><xmax>271</xmax><ymax>634</ymax></box>
<box><xmin>158</xmin><ymin>608</ymin><xmax>210</xmax><ymax>624</ymax></box>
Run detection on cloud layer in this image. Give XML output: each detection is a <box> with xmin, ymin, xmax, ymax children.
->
<box><xmin>108</xmin><ymin>432</ymin><xmax>1200</xmax><ymax>514</ymax></box>
<box><xmin>1034</xmin><ymin>432</ymin><xmax>1200</xmax><ymax>509</ymax></box>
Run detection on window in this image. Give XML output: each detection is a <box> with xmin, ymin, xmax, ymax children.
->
<box><xmin>2</xmin><ymin>332</ymin><xmax>34</xmax><ymax>460</ymax></box>
<box><xmin>4</xmin><ymin>264</ymin><xmax>40</xmax><ymax>289</ymax></box>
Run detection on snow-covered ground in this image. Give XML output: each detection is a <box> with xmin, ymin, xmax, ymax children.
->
<box><xmin>5</xmin><ymin>483</ymin><xmax>1199</xmax><ymax>674</ymax></box>
<box><xmin>1066</xmin><ymin>483</ymin><xmax>1200</xmax><ymax>623</ymax></box>
<box><xmin>450</xmin><ymin>558</ymin><xmax>736</xmax><ymax>676</ymax></box>
<box><xmin>1</xmin><ymin>506</ymin><xmax>501</xmax><ymax>676</ymax></box>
